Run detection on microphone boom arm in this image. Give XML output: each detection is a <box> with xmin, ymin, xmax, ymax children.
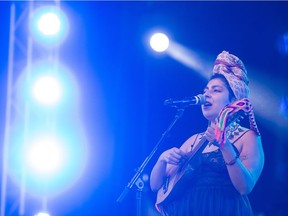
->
<box><xmin>116</xmin><ymin>108</ymin><xmax>185</xmax><ymax>209</ymax></box>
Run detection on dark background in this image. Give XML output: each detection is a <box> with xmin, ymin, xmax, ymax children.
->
<box><xmin>1</xmin><ymin>1</ymin><xmax>288</xmax><ymax>216</ymax></box>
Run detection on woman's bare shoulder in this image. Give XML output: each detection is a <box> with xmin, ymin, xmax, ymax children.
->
<box><xmin>232</xmin><ymin>126</ymin><xmax>262</xmax><ymax>153</ymax></box>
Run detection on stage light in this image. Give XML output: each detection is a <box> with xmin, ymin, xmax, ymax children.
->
<box><xmin>9</xmin><ymin>61</ymin><xmax>86</xmax><ymax>197</ymax></box>
<box><xmin>30</xmin><ymin>6</ymin><xmax>69</xmax><ymax>47</ymax></box>
<box><xmin>32</xmin><ymin>75</ymin><xmax>62</xmax><ymax>106</ymax></box>
<box><xmin>8</xmin><ymin>126</ymin><xmax>88</xmax><ymax>196</ymax></box>
<box><xmin>37</xmin><ymin>12</ymin><xmax>61</xmax><ymax>36</ymax></box>
<box><xmin>150</xmin><ymin>33</ymin><xmax>169</xmax><ymax>52</ymax></box>
<box><xmin>24</xmin><ymin>135</ymin><xmax>66</xmax><ymax>178</ymax></box>
<box><xmin>15</xmin><ymin>61</ymin><xmax>78</xmax><ymax>110</ymax></box>
<box><xmin>34</xmin><ymin>212</ymin><xmax>50</xmax><ymax>216</ymax></box>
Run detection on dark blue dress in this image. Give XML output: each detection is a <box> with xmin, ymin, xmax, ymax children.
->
<box><xmin>160</xmin><ymin>147</ymin><xmax>253</xmax><ymax>216</ymax></box>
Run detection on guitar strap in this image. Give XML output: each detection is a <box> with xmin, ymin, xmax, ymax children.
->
<box><xmin>186</xmin><ymin>134</ymin><xmax>208</xmax><ymax>165</ymax></box>
<box><xmin>181</xmin><ymin>136</ymin><xmax>209</xmax><ymax>177</ymax></box>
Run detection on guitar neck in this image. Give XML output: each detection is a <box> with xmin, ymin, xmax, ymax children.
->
<box><xmin>184</xmin><ymin>135</ymin><xmax>209</xmax><ymax>166</ymax></box>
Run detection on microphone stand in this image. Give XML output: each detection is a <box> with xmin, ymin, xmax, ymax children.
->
<box><xmin>116</xmin><ymin>107</ymin><xmax>186</xmax><ymax>216</ymax></box>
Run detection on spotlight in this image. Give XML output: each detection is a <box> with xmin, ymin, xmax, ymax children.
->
<box><xmin>24</xmin><ymin>135</ymin><xmax>66</xmax><ymax>178</ymax></box>
<box><xmin>150</xmin><ymin>32</ymin><xmax>169</xmax><ymax>52</ymax></box>
<box><xmin>30</xmin><ymin>6</ymin><xmax>69</xmax><ymax>47</ymax></box>
<box><xmin>37</xmin><ymin>12</ymin><xmax>61</xmax><ymax>36</ymax></box>
<box><xmin>34</xmin><ymin>212</ymin><xmax>50</xmax><ymax>216</ymax></box>
<box><xmin>32</xmin><ymin>75</ymin><xmax>62</xmax><ymax>106</ymax></box>
<box><xmin>15</xmin><ymin>61</ymin><xmax>77</xmax><ymax>109</ymax></box>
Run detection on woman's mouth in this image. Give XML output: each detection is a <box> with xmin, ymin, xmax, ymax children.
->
<box><xmin>204</xmin><ymin>102</ymin><xmax>212</xmax><ymax>107</ymax></box>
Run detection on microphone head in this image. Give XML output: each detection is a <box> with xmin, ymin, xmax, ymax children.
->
<box><xmin>164</xmin><ymin>98</ymin><xmax>173</xmax><ymax>106</ymax></box>
<box><xmin>196</xmin><ymin>94</ymin><xmax>206</xmax><ymax>105</ymax></box>
<box><xmin>164</xmin><ymin>94</ymin><xmax>206</xmax><ymax>107</ymax></box>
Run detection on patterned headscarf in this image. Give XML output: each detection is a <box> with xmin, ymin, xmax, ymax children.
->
<box><xmin>212</xmin><ymin>51</ymin><xmax>249</xmax><ymax>100</ymax></box>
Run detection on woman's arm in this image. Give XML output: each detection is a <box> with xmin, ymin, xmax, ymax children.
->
<box><xmin>221</xmin><ymin>130</ymin><xmax>264</xmax><ymax>195</ymax></box>
<box><xmin>150</xmin><ymin>135</ymin><xmax>197</xmax><ymax>192</ymax></box>
<box><xmin>150</xmin><ymin>147</ymin><xmax>184</xmax><ymax>192</ymax></box>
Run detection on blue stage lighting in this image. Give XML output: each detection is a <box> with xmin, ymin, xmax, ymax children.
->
<box><xmin>34</xmin><ymin>212</ymin><xmax>50</xmax><ymax>216</ymax></box>
<box><xmin>37</xmin><ymin>12</ymin><xmax>61</xmax><ymax>36</ymax></box>
<box><xmin>9</xmin><ymin>61</ymin><xmax>86</xmax><ymax>197</ymax></box>
<box><xmin>32</xmin><ymin>75</ymin><xmax>62</xmax><ymax>106</ymax></box>
<box><xmin>24</xmin><ymin>135</ymin><xmax>66</xmax><ymax>178</ymax></box>
<box><xmin>8</xmin><ymin>126</ymin><xmax>88</xmax><ymax>197</ymax></box>
<box><xmin>30</xmin><ymin>6</ymin><xmax>69</xmax><ymax>47</ymax></box>
<box><xmin>15</xmin><ymin>61</ymin><xmax>78</xmax><ymax>109</ymax></box>
<box><xmin>150</xmin><ymin>32</ymin><xmax>169</xmax><ymax>52</ymax></box>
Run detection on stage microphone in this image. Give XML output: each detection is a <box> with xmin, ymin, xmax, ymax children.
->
<box><xmin>164</xmin><ymin>94</ymin><xmax>206</xmax><ymax>108</ymax></box>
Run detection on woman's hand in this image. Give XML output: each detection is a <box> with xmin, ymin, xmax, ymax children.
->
<box><xmin>150</xmin><ymin>147</ymin><xmax>186</xmax><ymax>191</ymax></box>
<box><xmin>205</xmin><ymin>119</ymin><xmax>232</xmax><ymax>148</ymax></box>
<box><xmin>159</xmin><ymin>147</ymin><xmax>186</xmax><ymax>166</ymax></box>
<box><xmin>205</xmin><ymin>120</ymin><xmax>220</xmax><ymax>146</ymax></box>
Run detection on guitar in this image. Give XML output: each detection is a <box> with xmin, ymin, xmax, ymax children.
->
<box><xmin>156</xmin><ymin>134</ymin><xmax>209</xmax><ymax>209</ymax></box>
<box><xmin>155</xmin><ymin>98</ymin><xmax>258</xmax><ymax>210</ymax></box>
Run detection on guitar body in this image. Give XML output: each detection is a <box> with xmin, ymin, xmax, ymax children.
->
<box><xmin>156</xmin><ymin>137</ymin><xmax>208</xmax><ymax>207</ymax></box>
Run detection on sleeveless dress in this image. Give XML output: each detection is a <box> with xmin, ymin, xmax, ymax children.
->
<box><xmin>160</xmin><ymin>137</ymin><xmax>253</xmax><ymax>216</ymax></box>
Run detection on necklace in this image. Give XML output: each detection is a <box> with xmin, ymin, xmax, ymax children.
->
<box><xmin>226</xmin><ymin>122</ymin><xmax>243</xmax><ymax>140</ymax></box>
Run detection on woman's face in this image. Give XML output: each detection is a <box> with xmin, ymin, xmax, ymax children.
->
<box><xmin>201</xmin><ymin>78</ymin><xmax>232</xmax><ymax>122</ymax></box>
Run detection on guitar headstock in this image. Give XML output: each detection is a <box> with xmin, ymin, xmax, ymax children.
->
<box><xmin>216</xmin><ymin>98</ymin><xmax>259</xmax><ymax>147</ymax></box>
<box><xmin>218</xmin><ymin>98</ymin><xmax>251</xmax><ymax>124</ymax></box>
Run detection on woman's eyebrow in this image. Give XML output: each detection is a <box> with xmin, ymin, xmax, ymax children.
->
<box><xmin>211</xmin><ymin>84</ymin><xmax>225</xmax><ymax>89</ymax></box>
<box><xmin>204</xmin><ymin>84</ymin><xmax>224</xmax><ymax>91</ymax></box>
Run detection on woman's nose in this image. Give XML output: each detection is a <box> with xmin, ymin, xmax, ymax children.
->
<box><xmin>204</xmin><ymin>90</ymin><xmax>211</xmax><ymax>98</ymax></box>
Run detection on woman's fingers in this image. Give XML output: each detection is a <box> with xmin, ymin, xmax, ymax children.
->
<box><xmin>205</xmin><ymin>120</ymin><xmax>219</xmax><ymax>144</ymax></box>
<box><xmin>163</xmin><ymin>148</ymin><xmax>186</xmax><ymax>165</ymax></box>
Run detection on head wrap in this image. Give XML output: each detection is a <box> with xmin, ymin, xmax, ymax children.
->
<box><xmin>212</xmin><ymin>51</ymin><xmax>249</xmax><ymax>100</ymax></box>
